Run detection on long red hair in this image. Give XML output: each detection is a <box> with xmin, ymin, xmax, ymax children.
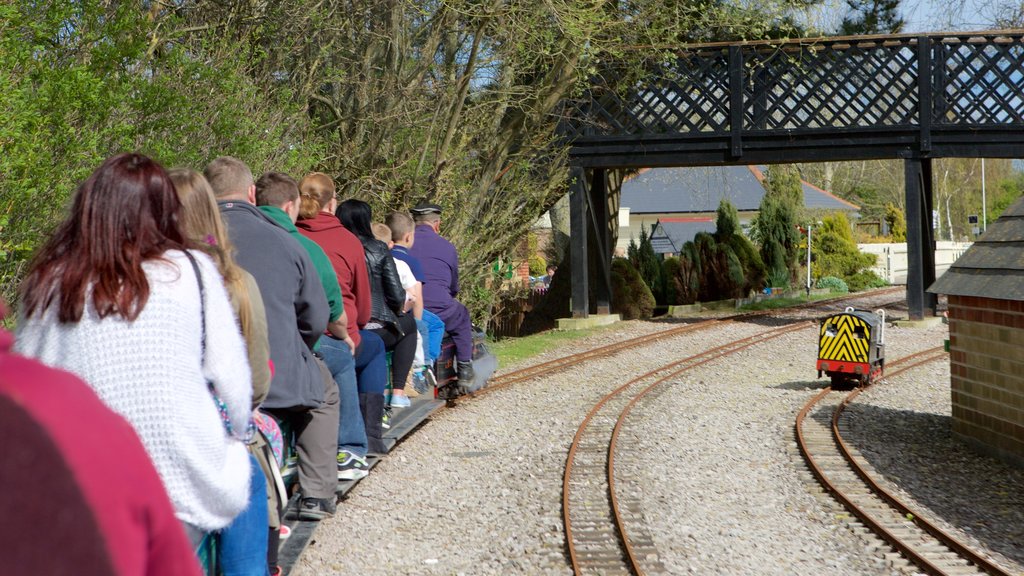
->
<box><xmin>20</xmin><ymin>153</ymin><xmax>189</xmax><ymax>323</ymax></box>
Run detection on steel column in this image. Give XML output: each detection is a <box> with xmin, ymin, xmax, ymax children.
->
<box><xmin>921</xmin><ymin>159</ymin><xmax>938</xmax><ymax>313</ymax></box>
<box><xmin>570</xmin><ymin>167</ymin><xmax>589</xmax><ymax>318</ymax></box>
<box><xmin>904</xmin><ymin>159</ymin><xmax>927</xmax><ymax>320</ymax></box>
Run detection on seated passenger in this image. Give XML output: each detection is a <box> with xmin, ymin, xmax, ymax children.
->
<box><xmin>407</xmin><ymin>202</ymin><xmax>476</xmax><ymax>391</ymax></box>
<box><xmin>2</xmin><ymin>303</ymin><xmax>201</xmax><ymax>576</ymax></box>
<box><xmin>384</xmin><ymin>212</ymin><xmax>444</xmax><ymax>392</ymax></box>
<box><xmin>206</xmin><ymin>156</ymin><xmax>339</xmax><ymax>521</ymax></box>
<box><xmin>294</xmin><ymin>173</ymin><xmax>388</xmax><ymax>458</ymax></box>
<box><xmin>171</xmin><ymin>167</ymin><xmax>275</xmax><ymax>574</ymax></box>
<box><xmin>15</xmin><ymin>154</ymin><xmax>253</xmax><ymax>545</ymax></box>
<box><xmin>337</xmin><ymin>200</ymin><xmax>418</xmax><ymax>409</ymax></box>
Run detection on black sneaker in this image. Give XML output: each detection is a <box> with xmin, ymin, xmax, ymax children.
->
<box><xmin>337</xmin><ymin>450</ymin><xmax>369</xmax><ymax>481</ymax></box>
<box><xmin>298</xmin><ymin>497</ymin><xmax>336</xmax><ymax>521</ymax></box>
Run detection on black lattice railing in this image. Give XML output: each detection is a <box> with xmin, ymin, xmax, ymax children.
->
<box><xmin>564</xmin><ymin>32</ymin><xmax>1024</xmax><ymax>141</ymax></box>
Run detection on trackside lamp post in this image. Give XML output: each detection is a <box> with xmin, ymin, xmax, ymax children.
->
<box><xmin>806</xmin><ymin>224</ymin><xmax>812</xmax><ymax>297</ymax></box>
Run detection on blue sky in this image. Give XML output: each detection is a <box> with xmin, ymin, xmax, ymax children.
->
<box><xmin>901</xmin><ymin>0</ymin><xmax>998</xmax><ymax>32</ymax></box>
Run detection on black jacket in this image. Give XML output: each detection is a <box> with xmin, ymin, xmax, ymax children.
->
<box><xmin>360</xmin><ymin>236</ymin><xmax>407</xmax><ymax>332</ymax></box>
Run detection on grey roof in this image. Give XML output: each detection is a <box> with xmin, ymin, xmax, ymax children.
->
<box><xmin>929</xmin><ymin>196</ymin><xmax>1024</xmax><ymax>301</ymax></box>
<box><xmin>621</xmin><ymin>166</ymin><xmax>859</xmax><ymax>214</ymax></box>
<box><xmin>650</xmin><ymin>219</ymin><xmax>717</xmax><ymax>254</ymax></box>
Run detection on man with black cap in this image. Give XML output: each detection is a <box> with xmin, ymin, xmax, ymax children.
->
<box><xmin>408</xmin><ymin>201</ymin><xmax>475</xmax><ymax>391</ymax></box>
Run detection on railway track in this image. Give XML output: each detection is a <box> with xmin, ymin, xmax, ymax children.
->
<box><xmin>796</xmin><ymin>348</ymin><xmax>1015</xmax><ymax>576</ymax></box>
<box><xmin>563</xmin><ymin>321</ymin><xmax>814</xmax><ymax>575</ymax></box>
<box><xmin>486</xmin><ymin>287</ymin><xmax>904</xmax><ymax>394</ymax></box>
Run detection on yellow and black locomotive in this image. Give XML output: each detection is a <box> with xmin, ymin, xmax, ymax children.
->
<box><xmin>816</xmin><ymin>307</ymin><xmax>886</xmax><ymax>388</ymax></box>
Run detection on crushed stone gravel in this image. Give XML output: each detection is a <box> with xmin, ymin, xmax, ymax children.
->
<box><xmin>295</xmin><ymin>295</ymin><xmax>1021</xmax><ymax>575</ymax></box>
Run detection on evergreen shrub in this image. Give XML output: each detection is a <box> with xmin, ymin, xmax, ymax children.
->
<box><xmin>816</xmin><ymin>276</ymin><xmax>849</xmax><ymax>293</ymax></box>
<box><xmin>611</xmin><ymin>258</ymin><xmax>655</xmax><ymax>320</ymax></box>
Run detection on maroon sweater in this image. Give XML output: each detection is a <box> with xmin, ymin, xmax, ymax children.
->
<box><xmin>296</xmin><ymin>211</ymin><xmax>372</xmax><ymax>346</ymax></box>
<box><xmin>0</xmin><ymin>327</ymin><xmax>201</xmax><ymax>576</ymax></box>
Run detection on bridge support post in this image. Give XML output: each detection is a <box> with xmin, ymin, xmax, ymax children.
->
<box><xmin>590</xmin><ymin>169</ymin><xmax>612</xmax><ymax>315</ymax></box>
<box><xmin>570</xmin><ymin>167</ymin><xmax>589</xmax><ymax>318</ymax></box>
<box><xmin>904</xmin><ymin>158</ymin><xmax>938</xmax><ymax>320</ymax></box>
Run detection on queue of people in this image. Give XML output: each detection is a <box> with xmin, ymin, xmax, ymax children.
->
<box><xmin>4</xmin><ymin>153</ymin><xmax>478</xmax><ymax>575</ymax></box>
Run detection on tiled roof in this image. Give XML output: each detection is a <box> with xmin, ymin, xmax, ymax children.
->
<box><xmin>929</xmin><ymin>196</ymin><xmax>1024</xmax><ymax>301</ymax></box>
<box><xmin>621</xmin><ymin>165</ymin><xmax>859</xmax><ymax>214</ymax></box>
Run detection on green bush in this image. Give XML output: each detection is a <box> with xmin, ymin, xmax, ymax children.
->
<box><xmin>528</xmin><ymin>254</ymin><xmax>547</xmax><ymax>276</ymax></box>
<box><xmin>845</xmin><ymin>270</ymin><xmax>887</xmax><ymax>292</ymax></box>
<box><xmin>611</xmin><ymin>257</ymin><xmax>655</xmax><ymax>320</ymax></box>
<box><xmin>816</xmin><ymin>276</ymin><xmax>849</xmax><ymax>293</ymax></box>
<box><xmin>662</xmin><ymin>257</ymin><xmax>683</xmax><ymax>305</ymax></box>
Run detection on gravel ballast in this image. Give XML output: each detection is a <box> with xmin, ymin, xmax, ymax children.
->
<box><xmin>296</xmin><ymin>296</ymin><xmax>1022</xmax><ymax>575</ymax></box>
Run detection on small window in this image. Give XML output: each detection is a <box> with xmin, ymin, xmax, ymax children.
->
<box><xmin>825</xmin><ymin>324</ymin><xmax>838</xmax><ymax>337</ymax></box>
<box><xmin>853</xmin><ymin>326</ymin><xmax>867</xmax><ymax>339</ymax></box>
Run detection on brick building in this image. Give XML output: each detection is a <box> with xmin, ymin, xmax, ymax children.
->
<box><xmin>929</xmin><ymin>197</ymin><xmax>1024</xmax><ymax>468</ymax></box>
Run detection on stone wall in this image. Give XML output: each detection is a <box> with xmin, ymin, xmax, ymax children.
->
<box><xmin>947</xmin><ymin>294</ymin><xmax>1024</xmax><ymax>468</ymax></box>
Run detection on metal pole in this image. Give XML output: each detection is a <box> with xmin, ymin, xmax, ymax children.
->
<box><xmin>981</xmin><ymin>158</ymin><xmax>987</xmax><ymax>231</ymax></box>
<box><xmin>806</xmin><ymin>225</ymin><xmax>812</xmax><ymax>297</ymax></box>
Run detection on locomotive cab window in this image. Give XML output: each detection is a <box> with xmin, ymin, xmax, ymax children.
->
<box><xmin>853</xmin><ymin>326</ymin><xmax>867</xmax><ymax>339</ymax></box>
<box><xmin>825</xmin><ymin>324</ymin><xmax>838</xmax><ymax>337</ymax></box>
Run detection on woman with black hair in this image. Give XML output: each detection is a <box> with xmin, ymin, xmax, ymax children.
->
<box><xmin>336</xmin><ymin>199</ymin><xmax>418</xmax><ymax>408</ymax></box>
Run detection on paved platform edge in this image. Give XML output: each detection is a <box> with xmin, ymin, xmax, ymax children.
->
<box><xmin>556</xmin><ymin>314</ymin><xmax>620</xmax><ymax>330</ymax></box>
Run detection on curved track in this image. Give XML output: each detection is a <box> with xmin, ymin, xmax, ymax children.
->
<box><xmin>563</xmin><ymin>321</ymin><xmax>814</xmax><ymax>575</ymax></box>
<box><xmin>796</xmin><ymin>349</ymin><xmax>1015</xmax><ymax>576</ymax></box>
<box><xmin>486</xmin><ymin>287</ymin><xmax>904</xmax><ymax>394</ymax></box>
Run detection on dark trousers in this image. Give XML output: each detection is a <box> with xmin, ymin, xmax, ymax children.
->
<box><xmin>264</xmin><ymin>358</ymin><xmax>339</xmax><ymax>500</ymax></box>
<box><xmin>369</xmin><ymin>314</ymin><xmax>417</xmax><ymax>391</ymax></box>
<box><xmin>432</xmin><ymin>301</ymin><xmax>473</xmax><ymax>363</ymax></box>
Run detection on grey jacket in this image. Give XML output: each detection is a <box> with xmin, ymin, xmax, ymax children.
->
<box><xmin>219</xmin><ymin>200</ymin><xmax>329</xmax><ymax>410</ymax></box>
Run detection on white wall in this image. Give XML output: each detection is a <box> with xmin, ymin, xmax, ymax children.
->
<box><xmin>858</xmin><ymin>242</ymin><xmax>972</xmax><ymax>285</ymax></box>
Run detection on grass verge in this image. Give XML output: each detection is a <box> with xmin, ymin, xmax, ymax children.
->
<box><xmin>488</xmin><ymin>325</ymin><xmax>614</xmax><ymax>366</ymax></box>
<box><xmin>738</xmin><ymin>291</ymin><xmax>844</xmax><ymax>311</ymax></box>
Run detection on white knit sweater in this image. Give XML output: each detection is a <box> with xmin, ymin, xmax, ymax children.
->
<box><xmin>14</xmin><ymin>250</ymin><xmax>253</xmax><ymax>531</ymax></box>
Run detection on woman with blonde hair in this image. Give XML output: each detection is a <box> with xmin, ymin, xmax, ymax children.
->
<box><xmin>170</xmin><ymin>167</ymin><xmax>277</xmax><ymax>575</ymax></box>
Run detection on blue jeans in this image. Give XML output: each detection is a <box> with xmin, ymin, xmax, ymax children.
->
<box><xmin>319</xmin><ymin>335</ymin><xmax>367</xmax><ymax>458</ymax></box>
<box><xmin>355</xmin><ymin>330</ymin><xmax>388</xmax><ymax>395</ymax></box>
<box><xmin>219</xmin><ymin>454</ymin><xmax>269</xmax><ymax>576</ymax></box>
<box><xmin>420</xmin><ymin>310</ymin><xmax>445</xmax><ymax>364</ymax></box>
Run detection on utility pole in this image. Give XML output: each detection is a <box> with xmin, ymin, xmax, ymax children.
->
<box><xmin>981</xmin><ymin>158</ymin><xmax>987</xmax><ymax>232</ymax></box>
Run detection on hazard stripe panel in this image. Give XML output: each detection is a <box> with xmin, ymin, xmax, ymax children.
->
<box><xmin>818</xmin><ymin>314</ymin><xmax>871</xmax><ymax>363</ymax></box>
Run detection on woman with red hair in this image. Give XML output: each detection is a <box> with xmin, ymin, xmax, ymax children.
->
<box><xmin>14</xmin><ymin>154</ymin><xmax>254</xmax><ymax>555</ymax></box>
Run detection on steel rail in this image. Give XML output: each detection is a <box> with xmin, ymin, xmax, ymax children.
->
<box><xmin>565</xmin><ymin>321</ymin><xmax>814</xmax><ymax>575</ymax></box>
<box><xmin>833</xmin><ymin>348</ymin><xmax>1014</xmax><ymax>576</ymax></box>
<box><xmin>797</xmin><ymin>348</ymin><xmax>1014</xmax><ymax>576</ymax></box>
<box><xmin>490</xmin><ymin>287</ymin><xmax>904</xmax><ymax>393</ymax></box>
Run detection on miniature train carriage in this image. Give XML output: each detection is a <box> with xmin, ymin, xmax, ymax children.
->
<box><xmin>817</xmin><ymin>307</ymin><xmax>886</xmax><ymax>388</ymax></box>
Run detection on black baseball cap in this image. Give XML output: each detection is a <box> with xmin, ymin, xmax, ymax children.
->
<box><xmin>410</xmin><ymin>201</ymin><xmax>442</xmax><ymax>215</ymax></box>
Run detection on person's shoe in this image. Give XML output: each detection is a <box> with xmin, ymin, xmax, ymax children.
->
<box><xmin>412</xmin><ymin>367</ymin><xmax>437</xmax><ymax>395</ymax></box>
<box><xmin>337</xmin><ymin>450</ymin><xmax>370</xmax><ymax>481</ymax></box>
<box><xmin>279</xmin><ymin>525</ymin><xmax>291</xmax><ymax>540</ymax></box>
<box><xmin>298</xmin><ymin>497</ymin><xmax>336</xmax><ymax>521</ymax></box>
<box><xmin>381</xmin><ymin>408</ymin><xmax>392</xmax><ymax>430</ymax></box>
<box><xmin>388</xmin><ymin>394</ymin><xmax>411</xmax><ymax>408</ymax></box>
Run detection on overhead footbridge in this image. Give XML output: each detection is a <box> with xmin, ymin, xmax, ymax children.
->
<box><xmin>561</xmin><ymin>31</ymin><xmax>1024</xmax><ymax>320</ymax></box>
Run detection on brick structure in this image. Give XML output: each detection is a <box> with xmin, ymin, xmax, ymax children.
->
<box><xmin>930</xmin><ymin>198</ymin><xmax>1024</xmax><ymax>469</ymax></box>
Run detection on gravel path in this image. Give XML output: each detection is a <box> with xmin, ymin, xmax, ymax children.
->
<box><xmin>842</xmin><ymin>333</ymin><xmax>1024</xmax><ymax>573</ymax></box>
<box><xmin>295</xmin><ymin>294</ymin><xmax>1019</xmax><ymax>575</ymax></box>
